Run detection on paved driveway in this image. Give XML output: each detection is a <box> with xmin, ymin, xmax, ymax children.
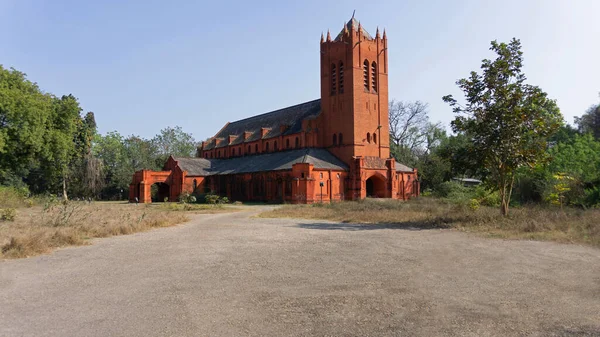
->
<box><xmin>1</xmin><ymin>206</ymin><xmax>599</xmax><ymax>337</ymax></box>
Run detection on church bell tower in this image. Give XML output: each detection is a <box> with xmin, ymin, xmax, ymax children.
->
<box><xmin>320</xmin><ymin>17</ymin><xmax>390</xmax><ymax>165</ymax></box>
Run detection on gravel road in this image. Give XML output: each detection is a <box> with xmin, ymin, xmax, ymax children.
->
<box><xmin>1</xmin><ymin>206</ymin><xmax>599</xmax><ymax>337</ymax></box>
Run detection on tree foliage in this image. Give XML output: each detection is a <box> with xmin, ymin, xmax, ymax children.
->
<box><xmin>0</xmin><ymin>66</ymin><xmax>52</xmax><ymax>186</ymax></box>
<box><xmin>443</xmin><ymin>39</ymin><xmax>563</xmax><ymax>215</ymax></box>
<box><xmin>151</xmin><ymin>126</ymin><xmax>197</xmax><ymax>167</ymax></box>
<box><xmin>575</xmin><ymin>94</ymin><xmax>600</xmax><ymax>140</ymax></box>
<box><xmin>0</xmin><ymin>65</ymin><xmax>199</xmax><ymax>201</ymax></box>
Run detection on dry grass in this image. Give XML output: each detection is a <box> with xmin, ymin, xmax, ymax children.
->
<box><xmin>0</xmin><ymin>201</ymin><xmax>190</xmax><ymax>259</ymax></box>
<box><xmin>158</xmin><ymin>202</ymin><xmax>241</xmax><ymax>213</ymax></box>
<box><xmin>260</xmin><ymin>198</ymin><xmax>600</xmax><ymax>247</ymax></box>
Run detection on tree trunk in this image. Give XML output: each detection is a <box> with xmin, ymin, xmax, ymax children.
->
<box><xmin>62</xmin><ymin>176</ymin><xmax>68</xmax><ymax>201</ymax></box>
<box><xmin>498</xmin><ymin>175</ymin><xmax>515</xmax><ymax>216</ymax></box>
<box><xmin>499</xmin><ymin>176</ymin><xmax>508</xmax><ymax>216</ymax></box>
<box><xmin>501</xmin><ymin>197</ymin><xmax>509</xmax><ymax>216</ymax></box>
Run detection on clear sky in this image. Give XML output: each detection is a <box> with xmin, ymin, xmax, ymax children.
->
<box><xmin>1</xmin><ymin>0</ymin><xmax>598</xmax><ymax>141</ymax></box>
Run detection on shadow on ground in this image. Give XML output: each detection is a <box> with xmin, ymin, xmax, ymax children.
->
<box><xmin>294</xmin><ymin>220</ymin><xmax>451</xmax><ymax>231</ymax></box>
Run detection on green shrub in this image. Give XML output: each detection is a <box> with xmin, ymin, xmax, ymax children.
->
<box><xmin>1</xmin><ymin>208</ymin><xmax>16</xmax><ymax>221</ymax></box>
<box><xmin>474</xmin><ymin>186</ymin><xmax>501</xmax><ymax>207</ymax></box>
<box><xmin>421</xmin><ymin>189</ymin><xmax>433</xmax><ymax>197</ymax></box>
<box><xmin>583</xmin><ymin>186</ymin><xmax>600</xmax><ymax>208</ymax></box>
<box><xmin>468</xmin><ymin>199</ymin><xmax>480</xmax><ymax>211</ymax></box>
<box><xmin>205</xmin><ymin>193</ymin><xmax>220</xmax><ymax>204</ymax></box>
<box><xmin>0</xmin><ymin>186</ymin><xmax>30</xmax><ymax>208</ymax></box>
<box><xmin>177</xmin><ymin>192</ymin><xmax>197</xmax><ymax>204</ymax></box>
<box><xmin>435</xmin><ymin>181</ymin><xmax>474</xmax><ymax>204</ymax></box>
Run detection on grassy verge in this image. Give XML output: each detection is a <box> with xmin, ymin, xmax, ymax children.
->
<box><xmin>259</xmin><ymin>198</ymin><xmax>600</xmax><ymax>247</ymax></box>
<box><xmin>158</xmin><ymin>202</ymin><xmax>241</xmax><ymax>213</ymax></box>
<box><xmin>0</xmin><ymin>201</ymin><xmax>192</xmax><ymax>259</ymax></box>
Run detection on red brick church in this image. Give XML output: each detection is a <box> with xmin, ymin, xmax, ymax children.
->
<box><xmin>130</xmin><ymin>17</ymin><xmax>419</xmax><ymax>203</ymax></box>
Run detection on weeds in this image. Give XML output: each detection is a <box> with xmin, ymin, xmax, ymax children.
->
<box><xmin>1</xmin><ymin>208</ymin><xmax>16</xmax><ymax>221</ymax></box>
<box><xmin>0</xmin><ymin>202</ymin><xmax>189</xmax><ymax>259</ymax></box>
<box><xmin>261</xmin><ymin>198</ymin><xmax>600</xmax><ymax>247</ymax></box>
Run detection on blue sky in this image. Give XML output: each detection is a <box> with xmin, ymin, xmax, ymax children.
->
<box><xmin>1</xmin><ymin>0</ymin><xmax>599</xmax><ymax>141</ymax></box>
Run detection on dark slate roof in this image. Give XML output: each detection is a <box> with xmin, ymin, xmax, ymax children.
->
<box><xmin>173</xmin><ymin>148</ymin><xmax>347</xmax><ymax>176</ymax></box>
<box><xmin>395</xmin><ymin>161</ymin><xmax>413</xmax><ymax>173</ymax></box>
<box><xmin>203</xmin><ymin>99</ymin><xmax>321</xmax><ymax>150</ymax></box>
<box><xmin>335</xmin><ymin>18</ymin><xmax>373</xmax><ymax>41</ymax></box>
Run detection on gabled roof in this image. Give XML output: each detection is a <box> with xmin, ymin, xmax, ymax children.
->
<box><xmin>173</xmin><ymin>148</ymin><xmax>347</xmax><ymax>176</ymax></box>
<box><xmin>203</xmin><ymin>100</ymin><xmax>321</xmax><ymax>150</ymax></box>
<box><xmin>395</xmin><ymin>162</ymin><xmax>413</xmax><ymax>173</ymax></box>
<box><xmin>334</xmin><ymin>17</ymin><xmax>373</xmax><ymax>41</ymax></box>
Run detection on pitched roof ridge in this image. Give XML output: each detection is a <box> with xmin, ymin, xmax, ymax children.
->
<box><xmin>301</xmin><ymin>148</ymin><xmax>311</xmax><ymax>163</ymax></box>
<box><xmin>225</xmin><ymin>99</ymin><xmax>320</xmax><ymax>127</ymax></box>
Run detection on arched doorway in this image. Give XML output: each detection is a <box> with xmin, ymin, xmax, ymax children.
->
<box><xmin>151</xmin><ymin>182</ymin><xmax>170</xmax><ymax>202</ymax></box>
<box><xmin>365</xmin><ymin>175</ymin><xmax>386</xmax><ymax>198</ymax></box>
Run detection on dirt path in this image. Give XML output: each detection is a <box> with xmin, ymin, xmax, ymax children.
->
<box><xmin>1</xmin><ymin>206</ymin><xmax>599</xmax><ymax>336</ymax></box>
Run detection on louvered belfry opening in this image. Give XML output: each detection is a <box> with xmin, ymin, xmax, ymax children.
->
<box><xmin>363</xmin><ymin>60</ymin><xmax>369</xmax><ymax>90</ymax></box>
<box><xmin>338</xmin><ymin>62</ymin><xmax>344</xmax><ymax>93</ymax></box>
<box><xmin>371</xmin><ymin>61</ymin><xmax>377</xmax><ymax>92</ymax></box>
<box><xmin>331</xmin><ymin>63</ymin><xmax>337</xmax><ymax>94</ymax></box>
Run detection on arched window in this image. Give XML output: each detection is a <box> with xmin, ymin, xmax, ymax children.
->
<box><xmin>247</xmin><ymin>145</ymin><xmax>251</xmax><ymax>153</ymax></box>
<box><xmin>331</xmin><ymin>63</ymin><xmax>337</xmax><ymax>94</ymax></box>
<box><xmin>265</xmin><ymin>142</ymin><xmax>270</xmax><ymax>152</ymax></box>
<box><xmin>367</xmin><ymin>133</ymin><xmax>371</xmax><ymax>143</ymax></box>
<box><xmin>218</xmin><ymin>150</ymin><xmax>221</xmax><ymax>158</ymax></box>
<box><xmin>339</xmin><ymin>62</ymin><xmax>344</xmax><ymax>93</ymax></box>
<box><xmin>363</xmin><ymin>59</ymin><xmax>370</xmax><ymax>90</ymax></box>
<box><xmin>373</xmin><ymin>133</ymin><xmax>377</xmax><ymax>144</ymax></box>
<box><xmin>193</xmin><ymin>179</ymin><xmax>197</xmax><ymax>191</ymax></box>
<box><xmin>338</xmin><ymin>133</ymin><xmax>343</xmax><ymax>146</ymax></box>
<box><xmin>333</xmin><ymin>134</ymin><xmax>337</xmax><ymax>146</ymax></box>
<box><xmin>371</xmin><ymin>61</ymin><xmax>377</xmax><ymax>92</ymax></box>
<box><xmin>286</xmin><ymin>139</ymin><xmax>290</xmax><ymax>149</ymax></box>
<box><xmin>295</xmin><ymin>137</ymin><xmax>299</xmax><ymax>148</ymax></box>
<box><xmin>274</xmin><ymin>141</ymin><xmax>278</xmax><ymax>151</ymax></box>
<box><xmin>254</xmin><ymin>144</ymin><xmax>258</xmax><ymax>153</ymax></box>
<box><xmin>232</xmin><ymin>148</ymin><xmax>236</xmax><ymax>156</ymax></box>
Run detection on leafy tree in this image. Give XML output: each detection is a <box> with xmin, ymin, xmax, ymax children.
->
<box><xmin>435</xmin><ymin>133</ymin><xmax>481</xmax><ymax>180</ymax></box>
<box><xmin>411</xmin><ymin>124</ymin><xmax>450</xmax><ymax>190</ymax></box>
<box><xmin>549</xmin><ymin>124</ymin><xmax>579</xmax><ymax>145</ymax></box>
<box><xmin>0</xmin><ymin>66</ymin><xmax>52</xmax><ymax>187</ymax></box>
<box><xmin>574</xmin><ymin>94</ymin><xmax>600</xmax><ymax>140</ymax></box>
<box><xmin>123</xmin><ymin>135</ymin><xmax>160</xmax><ymax>172</ymax></box>
<box><xmin>94</xmin><ymin>132</ymin><xmax>131</xmax><ymax>199</ymax></box>
<box><xmin>548</xmin><ymin>133</ymin><xmax>600</xmax><ymax>183</ymax></box>
<box><xmin>41</xmin><ymin>94</ymin><xmax>83</xmax><ymax>199</ymax></box>
<box><xmin>152</xmin><ymin>126</ymin><xmax>197</xmax><ymax>167</ymax></box>
<box><xmin>443</xmin><ymin>38</ymin><xmax>563</xmax><ymax>215</ymax></box>
<box><xmin>69</xmin><ymin>112</ymin><xmax>103</xmax><ymax>198</ymax></box>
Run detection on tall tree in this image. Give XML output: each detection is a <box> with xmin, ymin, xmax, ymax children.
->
<box><xmin>443</xmin><ymin>38</ymin><xmax>563</xmax><ymax>215</ymax></box>
<box><xmin>69</xmin><ymin>112</ymin><xmax>103</xmax><ymax>198</ymax></box>
<box><xmin>388</xmin><ymin>100</ymin><xmax>430</xmax><ymax>151</ymax></box>
<box><xmin>94</xmin><ymin>131</ymin><xmax>131</xmax><ymax>199</ymax></box>
<box><xmin>152</xmin><ymin>126</ymin><xmax>197</xmax><ymax>166</ymax></box>
<box><xmin>0</xmin><ymin>66</ymin><xmax>52</xmax><ymax>187</ymax></box>
<box><xmin>41</xmin><ymin>94</ymin><xmax>82</xmax><ymax>199</ymax></box>
<box><xmin>574</xmin><ymin>94</ymin><xmax>600</xmax><ymax>140</ymax></box>
<box><xmin>123</xmin><ymin>135</ymin><xmax>160</xmax><ymax>172</ymax></box>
